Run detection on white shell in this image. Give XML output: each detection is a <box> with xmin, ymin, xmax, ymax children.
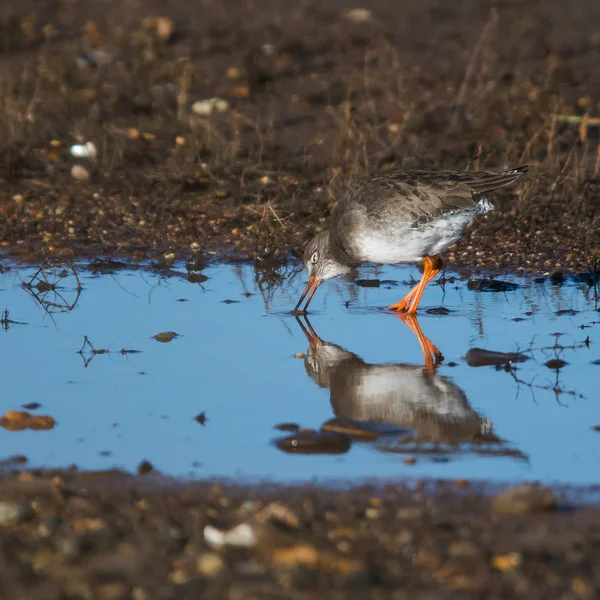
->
<box><xmin>70</xmin><ymin>142</ymin><xmax>97</xmax><ymax>159</ymax></box>
<box><xmin>203</xmin><ymin>523</ymin><xmax>256</xmax><ymax>548</ymax></box>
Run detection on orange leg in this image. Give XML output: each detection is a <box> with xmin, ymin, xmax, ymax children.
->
<box><xmin>398</xmin><ymin>313</ymin><xmax>444</xmax><ymax>370</ymax></box>
<box><xmin>387</xmin><ymin>256</ymin><xmax>443</xmax><ymax>314</ymax></box>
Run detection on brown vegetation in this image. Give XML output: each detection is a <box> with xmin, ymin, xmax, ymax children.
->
<box><xmin>0</xmin><ymin>0</ymin><xmax>599</xmax><ymax>272</ymax></box>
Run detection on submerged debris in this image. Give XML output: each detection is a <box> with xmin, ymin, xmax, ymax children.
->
<box><xmin>465</xmin><ymin>348</ymin><xmax>529</xmax><ymax>367</ymax></box>
<box><xmin>275</xmin><ymin>430</ymin><xmax>352</xmax><ymax>454</ymax></box>
<box><xmin>355</xmin><ymin>279</ymin><xmax>380</xmax><ymax>287</ymax></box>
<box><xmin>467</xmin><ymin>278</ymin><xmax>520</xmax><ymax>292</ymax></box>
<box><xmin>545</xmin><ymin>359</ymin><xmax>568</xmax><ymax>369</ymax></box>
<box><xmin>426</xmin><ymin>307</ymin><xmax>452</xmax><ymax>315</ymax></box>
<box><xmin>153</xmin><ymin>331</ymin><xmax>178</xmax><ymax>343</ymax></box>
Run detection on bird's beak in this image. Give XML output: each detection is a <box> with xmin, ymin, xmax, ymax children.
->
<box><xmin>293</xmin><ymin>274</ymin><xmax>320</xmax><ymax>313</ymax></box>
<box><xmin>295</xmin><ymin>315</ymin><xmax>321</xmax><ymax>347</ymax></box>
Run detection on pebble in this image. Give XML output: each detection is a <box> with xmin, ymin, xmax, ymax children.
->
<box><xmin>70</xmin><ymin>142</ymin><xmax>97</xmax><ymax>159</ymax></box>
<box><xmin>343</xmin><ymin>8</ymin><xmax>372</xmax><ymax>22</ymax></box>
<box><xmin>71</xmin><ymin>165</ymin><xmax>90</xmax><ymax>181</ymax></box>
<box><xmin>545</xmin><ymin>359</ymin><xmax>568</xmax><ymax>369</ymax></box>
<box><xmin>491</xmin><ymin>552</ymin><xmax>522</xmax><ymax>571</ymax></box>
<box><xmin>465</xmin><ymin>347</ymin><xmax>529</xmax><ymax>367</ymax></box>
<box><xmin>192</xmin><ymin>98</ymin><xmax>229</xmax><ymax>116</ymax></box>
<box><xmin>196</xmin><ymin>552</ymin><xmax>225</xmax><ymax>578</ymax></box>
<box><xmin>396</xmin><ymin>506</ymin><xmax>424</xmax><ymax>521</ymax></box>
<box><xmin>204</xmin><ymin>523</ymin><xmax>256</xmax><ymax>549</ymax></box>
<box><xmin>492</xmin><ymin>484</ymin><xmax>557</xmax><ymax>516</ymax></box>
<box><xmin>0</xmin><ymin>501</ymin><xmax>35</xmax><ymax>527</ymax></box>
<box><xmin>275</xmin><ymin>430</ymin><xmax>352</xmax><ymax>455</ymax></box>
<box><xmin>137</xmin><ymin>460</ymin><xmax>154</xmax><ymax>475</ymax></box>
<box><xmin>257</xmin><ymin>502</ymin><xmax>301</xmax><ymax>529</ymax></box>
<box><xmin>154</xmin><ymin>17</ymin><xmax>174</xmax><ymax>41</ymax></box>
<box><xmin>153</xmin><ymin>331</ymin><xmax>178</xmax><ymax>343</ymax></box>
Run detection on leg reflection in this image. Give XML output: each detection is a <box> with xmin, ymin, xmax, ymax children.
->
<box><xmin>397</xmin><ymin>313</ymin><xmax>444</xmax><ymax>370</ymax></box>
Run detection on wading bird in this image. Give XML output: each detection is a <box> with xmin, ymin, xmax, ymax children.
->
<box><xmin>295</xmin><ymin>166</ymin><xmax>528</xmax><ymax>313</ymax></box>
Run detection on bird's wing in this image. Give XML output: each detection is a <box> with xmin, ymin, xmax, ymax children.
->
<box><xmin>339</xmin><ymin>166</ymin><xmax>528</xmax><ymax>224</ymax></box>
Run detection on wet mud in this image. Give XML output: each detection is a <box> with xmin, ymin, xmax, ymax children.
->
<box><xmin>0</xmin><ymin>0</ymin><xmax>599</xmax><ymax>273</ymax></box>
<box><xmin>2</xmin><ymin>471</ymin><xmax>600</xmax><ymax>598</ymax></box>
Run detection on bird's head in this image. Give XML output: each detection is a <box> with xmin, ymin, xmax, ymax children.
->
<box><xmin>294</xmin><ymin>231</ymin><xmax>351</xmax><ymax>312</ymax></box>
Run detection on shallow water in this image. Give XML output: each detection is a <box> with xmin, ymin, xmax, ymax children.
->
<box><xmin>0</xmin><ymin>259</ymin><xmax>599</xmax><ymax>484</ymax></box>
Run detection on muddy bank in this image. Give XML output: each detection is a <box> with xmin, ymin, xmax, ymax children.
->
<box><xmin>0</xmin><ymin>0</ymin><xmax>599</xmax><ymax>272</ymax></box>
<box><xmin>1</xmin><ymin>469</ymin><xmax>600</xmax><ymax>598</ymax></box>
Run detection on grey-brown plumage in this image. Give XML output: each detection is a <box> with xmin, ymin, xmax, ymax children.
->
<box><xmin>295</xmin><ymin>165</ymin><xmax>528</xmax><ymax>313</ymax></box>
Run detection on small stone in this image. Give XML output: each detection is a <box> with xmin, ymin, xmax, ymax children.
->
<box><xmin>491</xmin><ymin>552</ymin><xmax>522</xmax><ymax>571</ymax></box>
<box><xmin>155</xmin><ymin>17</ymin><xmax>174</xmax><ymax>41</ymax></box>
<box><xmin>168</xmin><ymin>567</ymin><xmax>194</xmax><ymax>585</ymax></box>
<box><xmin>403</xmin><ymin>457</ymin><xmax>416</xmax><ymax>465</ymax></box>
<box><xmin>426</xmin><ymin>307</ymin><xmax>452</xmax><ymax>315</ymax></box>
<box><xmin>70</xmin><ymin>142</ymin><xmax>97</xmax><ymax>159</ymax></box>
<box><xmin>492</xmin><ymin>484</ymin><xmax>557</xmax><ymax>516</ymax></box>
<box><xmin>275</xmin><ymin>431</ymin><xmax>351</xmax><ymax>455</ymax></box>
<box><xmin>204</xmin><ymin>523</ymin><xmax>256</xmax><ymax>549</ymax></box>
<box><xmin>467</xmin><ymin>278</ymin><xmax>519</xmax><ymax>292</ymax></box>
<box><xmin>396</xmin><ymin>506</ymin><xmax>424</xmax><ymax>521</ymax></box>
<box><xmin>153</xmin><ymin>331</ymin><xmax>178</xmax><ymax>343</ymax></box>
<box><xmin>545</xmin><ymin>359</ymin><xmax>568</xmax><ymax>369</ymax></box>
<box><xmin>257</xmin><ymin>502</ymin><xmax>300</xmax><ymax>529</ymax></box>
<box><xmin>137</xmin><ymin>460</ymin><xmax>154</xmax><ymax>475</ymax></box>
<box><xmin>453</xmin><ymin>478</ymin><xmax>470</xmax><ymax>488</ymax></box>
<box><xmin>192</xmin><ymin>98</ymin><xmax>229</xmax><ymax>116</ymax></box>
<box><xmin>448</xmin><ymin>540</ymin><xmax>480</xmax><ymax>559</ymax></box>
<box><xmin>196</xmin><ymin>553</ymin><xmax>225</xmax><ymax>578</ymax></box>
<box><xmin>71</xmin><ymin>165</ymin><xmax>90</xmax><ymax>181</ymax></box>
<box><xmin>343</xmin><ymin>8</ymin><xmax>372</xmax><ymax>22</ymax></box>
<box><xmin>0</xmin><ymin>501</ymin><xmax>35</xmax><ymax>527</ymax></box>
<box><xmin>97</xmin><ymin>583</ymin><xmax>128</xmax><ymax>600</ymax></box>
<box><xmin>355</xmin><ymin>279</ymin><xmax>380</xmax><ymax>287</ymax></box>
<box><xmin>465</xmin><ymin>348</ymin><xmax>529</xmax><ymax>367</ymax></box>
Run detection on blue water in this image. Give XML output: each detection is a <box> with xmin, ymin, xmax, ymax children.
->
<box><xmin>0</xmin><ymin>260</ymin><xmax>599</xmax><ymax>484</ymax></box>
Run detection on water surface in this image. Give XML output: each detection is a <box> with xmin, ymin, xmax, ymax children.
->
<box><xmin>0</xmin><ymin>260</ymin><xmax>599</xmax><ymax>484</ymax></box>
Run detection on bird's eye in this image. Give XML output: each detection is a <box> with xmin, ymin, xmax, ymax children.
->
<box><xmin>311</xmin><ymin>252</ymin><xmax>318</xmax><ymax>264</ymax></box>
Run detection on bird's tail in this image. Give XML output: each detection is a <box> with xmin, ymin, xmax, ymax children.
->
<box><xmin>468</xmin><ymin>165</ymin><xmax>529</xmax><ymax>194</ymax></box>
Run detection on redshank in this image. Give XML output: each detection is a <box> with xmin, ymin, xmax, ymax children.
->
<box><xmin>294</xmin><ymin>165</ymin><xmax>528</xmax><ymax>313</ymax></box>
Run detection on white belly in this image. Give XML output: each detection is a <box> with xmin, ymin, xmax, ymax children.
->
<box><xmin>355</xmin><ymin>210</ymin><xmax>479</xmax><ymax>263</ymax></box>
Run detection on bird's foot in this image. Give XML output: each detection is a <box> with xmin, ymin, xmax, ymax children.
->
<box><xmin>386</xmin><ymin>294</ymin><xmax>415</xmax><ymax>312</ymax></box>
<box><xmin>387</xmin><ymin>302</ymin><xmax>409</xmax><ymax>312</ymax></box>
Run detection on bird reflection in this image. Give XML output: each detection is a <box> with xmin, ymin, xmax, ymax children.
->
<box><xmin>296</xmin><ymin>315</ymin><xmax>525</xmax><ymax>459</ymax></box>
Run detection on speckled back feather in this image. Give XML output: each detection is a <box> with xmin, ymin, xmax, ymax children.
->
<box><xmin>334</xmin><ymin>165</ymin><xmax>528</xmax><ymax>224</ymax></box>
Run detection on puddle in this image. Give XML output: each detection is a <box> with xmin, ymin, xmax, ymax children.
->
<box><xmin>0</xmin><ymin>260</ymin><xmax>599</xmax><ymax>484</ymax></box>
